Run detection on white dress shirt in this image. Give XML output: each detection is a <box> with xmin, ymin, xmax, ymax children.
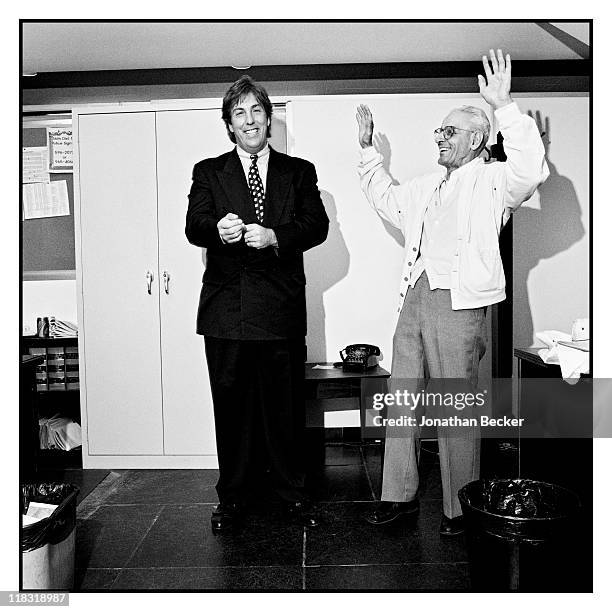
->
<box><xmin>412</xmin><ymin>161</ymin><xmax>477</xmax><ymax>290</ymax></box>
<box><xmin>236</xmin><ymin>143</ymin><xmax>270</xmax><ymax>192</ymax></box>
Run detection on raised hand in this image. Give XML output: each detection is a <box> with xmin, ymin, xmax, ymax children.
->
<box><xmin>478</xmin><ymin>49</ymin><xmax>513</xmax><ymax>110</ymax></box>
<box><xmin>356</xmin><ymin>104</ymin><xmax>374</xmax><ymax>149</ymax></box>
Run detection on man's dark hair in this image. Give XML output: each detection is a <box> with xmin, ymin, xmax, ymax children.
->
<box><xmin>222</xmin><ymin>75</ymin><xmax>273</xmax><ymax>143</ymax></box>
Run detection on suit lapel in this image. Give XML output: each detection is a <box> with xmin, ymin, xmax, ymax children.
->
<box><xmin>216</xmin><ymin>147</ymin><xmax>293</xmax><ymax>227</ymax></box>
<box><xmin>216</xmin><ymin>149</ymin><xmax>258</xmax><ymax>224</ymax></box>
<box><xmin>264</xmin><ymin>148</ymin><xmax>293</xmax><ymax>227</ymax></box>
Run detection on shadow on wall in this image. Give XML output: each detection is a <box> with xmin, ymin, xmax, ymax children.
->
<box><xmin>305</xmin><ymin>191</ymin><xmax>350</xmax><ymax>361</ymax></box>
<box><xmin>512</xmin><ymin>112</ymin><xmax>585</xmax><ymax>349</ymax></box>
<box><xmin>373</xmin><ymin>132</ymin><xmax>405</xmax><ymax>248</ymax></box>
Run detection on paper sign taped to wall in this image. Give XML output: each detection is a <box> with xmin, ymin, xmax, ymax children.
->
<box><xmin>22</xmin><ymin>146</ymin><xmax>50</xmax><ymax>184</ymax></box>
<box><xmin>47</xmin><ymin>127</ymin><xmax>73</xmax><ymax>172</ymax></box>
<box><xmin>23</xmin><ymin>180</ymin><xmax>70</xmax><ymax>219</ymax></box>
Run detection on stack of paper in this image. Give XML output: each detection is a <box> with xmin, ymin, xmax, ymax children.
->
<box><xmin>49</xmin><ymin>319</ymin><xmax>78</xmax><ymax>338</ymax></box>
<box><xmin>39</xmin><ymin>415</ymin><xmax>82</xmax><ymax>450</ymax></box>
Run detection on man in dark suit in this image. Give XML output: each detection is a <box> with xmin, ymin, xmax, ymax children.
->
<box><xmin>186</xmin><ymin>76</ymin><xmax>329</xmax><ymax>532</ymax></box>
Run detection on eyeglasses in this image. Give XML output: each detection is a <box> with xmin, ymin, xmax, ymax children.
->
<box><xmin>434</xmin><ymin>126</ymin><xmax>474</xmax><ymax>140</ymax></box>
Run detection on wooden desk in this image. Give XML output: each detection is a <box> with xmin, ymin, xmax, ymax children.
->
<box><xmin>304</xmin><ymin>363</ymin><xmax>390</xmax><ymax>430</ymax></box>
<box><xmin>303</xmin><ymin>363</ymin><xmax>390</xmax><ymax>481</ymax></box>
<box><xmin>514</xmin><ymin>346</ymin><xmax>590</xmax><ymax>378</ymax></box>
<box><xmin>514</xmin><ymin>347</ymin><xmax>550</xmax><ymax>372</ymax></box>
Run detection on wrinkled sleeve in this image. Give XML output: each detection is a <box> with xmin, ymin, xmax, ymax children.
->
<box><xmin>357</xmin><ymin>146</ymin><xmax>412</xmax><ymax>233</ymax></box>
<box><xmin>185</xmin><ymin>160</ymin><xmax>225</xmax><ymax>249</ymax></box>
<box><xmin>273</xmin><ymin>161</ymin><xmax>329</xmax><ymax>256</ymax></box>
<box><xmin>495</xmin><ymin>102</ymin><xmax>550</xmax><ymax>222</ymax></box>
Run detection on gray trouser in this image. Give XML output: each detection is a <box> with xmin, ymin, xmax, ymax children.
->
<box><xmin>381</xmin><ymin>272</ymin><xmax>486</xmax><ymax>518</ymax></box>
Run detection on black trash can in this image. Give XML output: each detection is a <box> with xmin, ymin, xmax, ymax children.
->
<box><xmin>21</xmin><ymin>483</ymin><xmax>79</xmax><ymax>590</ymax></box>
<box><xmin>459</xmin><ymin>478</ymin><xmax>582</xmax><ymax>592</ymax></box>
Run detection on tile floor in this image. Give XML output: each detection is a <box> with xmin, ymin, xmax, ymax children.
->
<box><xmin>70</xmin><ymin>442</ymin><xmax>475</xmax><ymax>591</ymax></box>
<box><xmin>35</xmin><ymin>440</ymin><xmax>591</xmax><ymax>592</ymax></box>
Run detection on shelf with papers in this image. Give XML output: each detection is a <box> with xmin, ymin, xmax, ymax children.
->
<box><xmin>22</xmin><ymin>336</ymin><xmax>79</xmax><ymax>393</ymax></box>
<box><xmin>21</xmin><ymin>335</ymin><xmax>82</xmax><ymax>471</ymax></box>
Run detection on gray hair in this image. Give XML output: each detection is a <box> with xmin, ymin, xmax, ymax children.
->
<box><xmin>457</xmin><ymin>105</ymin><xmax>491</xmax><ymax>152</ymax></box>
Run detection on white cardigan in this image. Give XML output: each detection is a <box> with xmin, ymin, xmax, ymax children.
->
<box><xmin>358</xmin><ymin>102</ymin><xmax>550</xmax><ymax>311</ymax></box>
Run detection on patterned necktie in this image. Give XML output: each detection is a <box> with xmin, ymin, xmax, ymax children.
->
<box><xmin>248</xmin><ymin>154</ymin><xmax>265</xmax><ymax>223</ymax></box>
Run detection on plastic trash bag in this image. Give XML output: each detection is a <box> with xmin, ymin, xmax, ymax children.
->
<box><xmin>21</xmin><ymin>483</ymin><xmax>79</xmax><ymax>552</ymax></box>
<box><xmin>481</xmin><ymin>479</ymin><xmax>558</xmax><ymax>518</ymax></box>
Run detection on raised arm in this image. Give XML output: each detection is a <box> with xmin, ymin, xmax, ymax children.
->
<box><xmin>356</xmin><ymin>104</ymin><xmax>408</xmax><ymax>231</ymax></box>
<box><xmin>479</xmin><ymin>49</ymin><xmax>549</xmax><ymax>216</ymax></box>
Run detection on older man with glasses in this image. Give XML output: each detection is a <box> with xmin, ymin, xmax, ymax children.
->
<box><xmin>356</xmin><ymin>50</ymin><xmax>549</xmax><ymax>535</ymax></box>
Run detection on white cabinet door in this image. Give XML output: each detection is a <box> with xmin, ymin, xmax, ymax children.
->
<box><xmin>77</xmin><ymin>112</ymin><xmax>164</xmax><ymax>455</ymax></box>
<box><xmin>155</xmin><ymin>109</ymin><xmax>231</xmax><ymax>457</ymax></box>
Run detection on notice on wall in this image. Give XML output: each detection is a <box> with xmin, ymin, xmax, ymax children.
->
<box><xmin>47</xmin><ymin>127</ymin><xmax>73</xmax><ymax>172</ymax></box>
<box><xmin>23</xmin><ymin>180</ymin><xmax>70</xmax><ymax>219</ymax></box>
<box><xmin>22</xmin><ymin>146</ymin><xmax>50</xmax><ymax>184</ymax></box>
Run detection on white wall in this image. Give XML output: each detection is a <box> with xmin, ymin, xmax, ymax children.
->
<box><xmin>22</xmin><ymin>280</ymin><xmax>78</xmax><ymax>334</ymax></box>
<box><xmin>289</xmin><ymin>93</ymin><xmax>588</xmax><ymax>378</ymax></box>
<box><xmin>288</xmin><ymin>93</ymin><xmax>490</xmax><ymax>371</ymax></box>
<box><xmin>510</xmin><ymin>95</ymin><xmax>589</xmax><ymax>354</ymax></box>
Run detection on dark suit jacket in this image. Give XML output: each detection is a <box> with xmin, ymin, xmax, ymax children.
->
<box><xmin>186</xmin><ymin>146</ymin><xmax>329</xmax><ymax>340</ymax></box>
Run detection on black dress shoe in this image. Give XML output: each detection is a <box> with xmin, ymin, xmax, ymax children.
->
<box><xmin>440</xmin><ymin>514</ymin><xmax>465</xmax><ymax>536</ymax></box>
<box><xmin>365</xmin><ymin>500</ymin><xmax>420</xmax><ymax>525</ymax></box>
<box><xmin>283</xmin><ymin>501</ymin><xmax>321</xmax><ymax>528</ymax></box>
<box><xmin>211</xmin><ymin>502</ymin><xmax>243</xmax><ymax>532</ymax></box>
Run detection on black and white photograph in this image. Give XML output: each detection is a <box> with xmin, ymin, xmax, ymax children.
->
<box><xmin>10</xmin><ymin>17</ymin><xmax>608</xmax><ymax>604</ymax></box>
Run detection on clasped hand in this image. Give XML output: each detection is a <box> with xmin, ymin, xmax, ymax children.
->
<box><xmin>217</xmin><ymin>213</ymin><xmax>277</xmax><ymax>249</ymax></box>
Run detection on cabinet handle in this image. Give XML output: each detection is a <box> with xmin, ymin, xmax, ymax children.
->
<box><xmin>146</xmin><ymin>271</ymin><xmax>154</xmax><ymax>295</ymax></box>
<box><xmin>163</xmin><ymin>271</ymin><xmax>171</xmax><ymax>294</ymax></box>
